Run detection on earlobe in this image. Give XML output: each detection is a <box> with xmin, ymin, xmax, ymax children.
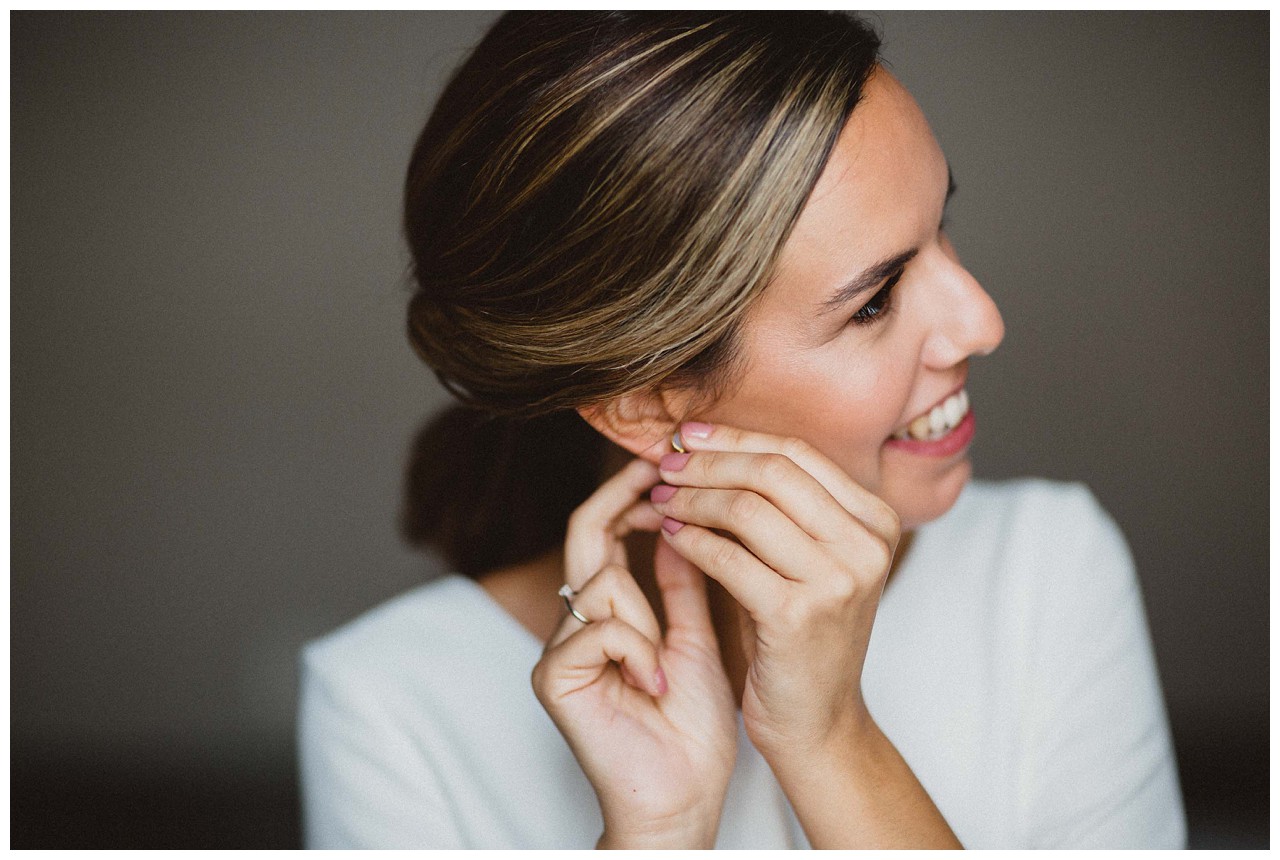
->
<box><xmin>576</xmin><ymin>389</ymin><xmax>681</xmax><ymax>464</ymax></box>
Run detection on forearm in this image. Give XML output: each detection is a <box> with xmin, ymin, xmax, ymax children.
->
<box><xmin>767</xmin><ymin>711</ymin><xmax>962</xmax><ymax>849</ymax></box>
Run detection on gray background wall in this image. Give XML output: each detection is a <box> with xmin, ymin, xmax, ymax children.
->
<box><xmin>11</xmin><ymin>12</ymin><xmax>1267</xmax><ymax>848</ymax></box>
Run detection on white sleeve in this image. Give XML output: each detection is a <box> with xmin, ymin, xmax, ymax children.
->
<box><xmin>1019</xmin><ymin>485</ymin><xmax>1186</xmax><ymax>848</ymax></box>
<box><xmin>297</xmin><ymin>644</ymin><xmax>465</xmax><ymax>848</ymax></box>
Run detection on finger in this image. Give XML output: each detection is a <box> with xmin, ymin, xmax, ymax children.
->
<box><xmin>652</xmin><ymin>537</ymin><xmax>717</xmax><ymax>646</ymax></box>
<box><xmin>658</xmin><ymin>450</ymin><xmax>856</xmax><ymax>544</ymax></box>
<box><xmin>659</xmin><ymin>519</ymin><xmax>784</xmax><ymax>617</ymax></box>
<box><xmin>673</xmin><ymin>422</ymin><xmax>900</xmax><ymax>546</ymax></box>
<box><xmin>652</xmin><ymin>485</ymin><xmax>823</xmax><ymax>581</ymax></box>
<box><xmin>548</xmin><ymin>563</ymin><xmax>662</xmax><ymax>650</ymax></box>
<box><xmin>612</xmin><ymin>498</ymin><xmax>664</xmax><ymax>536</ymax></box>
<box><xmin>564</xmin><ymin>458</ymin><xmax>661</xmax><ymax>589</ymax></box>
<box><xmin>537</xmin><ymin>617</ymin><xmax>665</xmax><ymax>700</ymax></box>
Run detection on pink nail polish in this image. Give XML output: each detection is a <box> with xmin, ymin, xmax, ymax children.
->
<box><xmin>653</xmin><ymin>666</ymin><xmax>668</xmax><ymax>696</ymax></box>
<box><xmin>681</xmin><ymin>421</ymin><xmax>713</xmax><ymax>439</ymax></box>
<box><xmin>659</xmin><ymin>452</ymin><xmax>691</xmax><ymax>472</ymax></box>
<box><xmin>661</xmin><ymin>517</ymin><xmax>684</xmax><ymax>535</ymax></box>
<box><xmin>650</xmin><ymin>484</ymin><xmax>677</xmax><ymax>504</ymax></box>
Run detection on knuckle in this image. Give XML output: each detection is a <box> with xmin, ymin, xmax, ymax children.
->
<box><xmin>595</xmin><ymin>562</ymin><xmax>629</xmax><ymax>589</ymax></box>
<box><xmin>726</xmin><ymin>489</ymin><xmax>762</xmax><ymax>523</ymax></box>
<box><xmin>862</xmin><ymin>535</ymin><xmax>894</xmax><ymax>575</ymax></box>
<box><xmin>719</xmin><ymin>424</ymin><xmax>745</xmax><ymax>446</ymax></box>
<box><xmin>779</xmin><ymin>436</ymin><xmax>813</xmax><ymax>464</ymax></box>
<box><xmin>530</xmin><ymin>659</ymin><xmax>548</xmax><ymax>694</ymax></box>
<box><xmin>706</xmin><ymin>536</ymin><xmax>741</xmax><ymax>572</ymax></box>
<box><xmin>810</xmin><ymin>575</ymin><xmax>862</xmax><ymax>620</ymax></box>
<box><xmin>756</xmin><ymin>452</ymin><xmax>794</xmax><ymax>485</ymax></box>
<box><xmin>776</xmin><ymin>593</ymin><xmax>810</xmax><ymax>629</ymax></box>
<box><xmin>826</xmin><ymin>568</ymin><xmax>859</xmax><ymax>602</ymax></box>
<box><xmin>831</xmin><ymin>583</ymin><xmax>858</xmax><ymax>608</ymax></box>
<box><xmin>878</xmin><ymin>503</ymin><xmax>902</xmax><ymax>541</ymax></box>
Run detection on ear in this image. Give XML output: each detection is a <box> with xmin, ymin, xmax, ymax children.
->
<box><xmin>577</xmin><ymin>388</ymin><xmax>688</xmax><ymax>465</ymax></box>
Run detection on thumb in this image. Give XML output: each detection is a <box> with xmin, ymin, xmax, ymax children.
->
<box><xmin>653</xmin><ymin>537</ymin><xmax>717</xmax><ymax>646</ymax></box>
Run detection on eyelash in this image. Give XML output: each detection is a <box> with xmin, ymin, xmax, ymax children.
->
<box><xmin>848</xmin><ymin>267</ymin><xmax>904</xmax><ymax>326</ymax></box>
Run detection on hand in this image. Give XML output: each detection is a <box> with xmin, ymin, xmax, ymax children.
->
<box><xmin>531</xmin><ymin>458</ymin><xmax>738</xmax><ymax>849</ymax></box>
<box><xmin>649</xmin><ymin>422</ymin><xmax>901</xmax><ymax>767</ymax></box>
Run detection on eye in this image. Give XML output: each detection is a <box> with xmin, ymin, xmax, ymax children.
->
<box><xmin>848</xmin><ymin>268</ymin><xmax>903</xmax><ymax>326</ymax></box>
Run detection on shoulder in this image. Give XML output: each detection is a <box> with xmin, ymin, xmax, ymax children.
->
<box><xmin>938</xmin><ymin>478</ymin><xmax>1143</xmax><ymax>664</ymax></box>
<box><xmin>908</xmin><ymin>477</ymin><xmax>1136</xmax><ymax>622</ymax></box>
<box><xmin>304</xmin><ymin>575</ymin><xmax>479</xmax><ymax>675</ymax></box>
<box><xmin>936</xmin><ymin>477</ymin><xmax>1130</xmax><ymax>574</ymax></box>
<box><xmin>301</xmin><ymin>574</ymin><xmax>538</xmax><ymax>711</ymax></box>
<box><xmin>946</xmin><ymin>477</ymin><xmax>1118</xmax><ymax>537</ymax></box>
<box><xmin>957</xmin><ymin>485</ymin><xmax>1182</xmax><ymax>847</ymax></box>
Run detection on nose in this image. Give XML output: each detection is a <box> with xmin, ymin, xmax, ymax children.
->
<box><xmin>919</xmin><ymin>252</ymin><xmax>1004</xmax><ymax>369</ymax></box>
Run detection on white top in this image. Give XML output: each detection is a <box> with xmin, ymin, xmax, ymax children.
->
<box><xmin>297</xmin><ymin>478</ymin><xmax>1186</xmax><ymax>849</ymax></box>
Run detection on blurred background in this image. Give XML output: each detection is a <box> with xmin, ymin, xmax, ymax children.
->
<box><xmin>11</xmin><ymin>11</ymin><xmax>1267</xmax><ymax>849</ymax></box>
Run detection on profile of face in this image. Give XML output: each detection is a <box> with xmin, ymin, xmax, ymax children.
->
<box><xmin>680</xmin><ymin>69</ymin><xmax>1004</xmax><ymax>531</ymax></box>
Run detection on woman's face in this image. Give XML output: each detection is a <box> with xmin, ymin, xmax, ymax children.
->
<box><xmin>697</xmin><ymin>69</ymin><xmax>1004</xmax><ymax>531</ymax></box>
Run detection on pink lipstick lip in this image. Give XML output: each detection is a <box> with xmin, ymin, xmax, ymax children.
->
<box><xmin>883</xmin><ymin>408</ymin><xmax>976</xmax><ymax>458</ymax></box>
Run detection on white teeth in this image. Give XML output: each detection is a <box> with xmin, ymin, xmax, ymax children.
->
<box><xmin>943</xmin><ymin>395</ymin><xmax>963</xmax><ymax>426</ymax></box>
<box><xmin>928</xmin><ymin>405</ymin><xmax>947</xmax><ymax>435</ymax></box>
<box><xmin>900</xmin><ymin>389</ymin><xmax>970</xmax><ymax>442</ymax></box>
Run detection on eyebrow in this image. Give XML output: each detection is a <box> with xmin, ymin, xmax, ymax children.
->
<box><xmin>818</xmin><ymin>248</ymin><xmax>918</xmax><ymax>313</ymax></box>
<box><xmin>818</xmin><ymin>166</ymin><xmax>957</xmax><ymax>314</ymax></box>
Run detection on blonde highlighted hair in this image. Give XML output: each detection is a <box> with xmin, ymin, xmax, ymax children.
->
<box><xmin>401</xmin><ymin>12</ymin><xmax>881</xmax><ymax>575</ymax></box>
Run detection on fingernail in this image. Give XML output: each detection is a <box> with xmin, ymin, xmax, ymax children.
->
<box><xmin>653</xmin><ymin>666</ymin><xmax>668</xmax><ymax>696</ymax></box>
<box><xmin>680</xmin><ymin>421</ymin><xmax>713</xmax><ymax>439</ymax></box>
<box><xmin>661</xmin><ymin>517</ymin><xmax>684</xmax><ymax>535</ymax></box>
<box><xmin>659</xmin><ymin>452</ymin><xmax>691</xmax><ymax>472</ymax></box>
<box><xmin>649</xmin><ymin>484</ymin><xmax>677</xmax><ymax>504</ymax></box>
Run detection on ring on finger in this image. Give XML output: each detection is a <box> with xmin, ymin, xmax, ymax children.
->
<box><xmin>558</xmin><ymin>584</ymin><xmax>591</xmax><ymax>624</ymax></box>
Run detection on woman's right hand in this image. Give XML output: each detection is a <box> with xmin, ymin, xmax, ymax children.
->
<box><xmin>531</xmin><ymin>458</ymin><xmax>738</xmax><ymax>849</ymax></box>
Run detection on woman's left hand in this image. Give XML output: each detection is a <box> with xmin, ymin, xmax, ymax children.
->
<box><xmin>649</xmin><ymin>421</ymin><xmax>901</xmax><ymax>765</ymax></box>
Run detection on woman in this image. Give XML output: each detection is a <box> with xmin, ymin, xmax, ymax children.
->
<box><xmin>299</xmin><ymin>12</ymin><xmax>1185</xmax><ymax>848</ymax></box>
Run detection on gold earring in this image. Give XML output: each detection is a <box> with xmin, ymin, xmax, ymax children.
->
<box><xmin>671</xmin><ymin>430</ymin><xmax>686</xmax><ymax>453</ymax></box>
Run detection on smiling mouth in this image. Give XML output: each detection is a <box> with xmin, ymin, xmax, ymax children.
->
<box><xmin>891</xmin><ymin>388</ymin><xmax>970</xmax><ymax>442</ymax></box>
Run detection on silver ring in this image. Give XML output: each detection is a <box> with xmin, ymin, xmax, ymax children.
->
<box><xmin>558</xmin><ymin>584</ymin><xmax>590</xmax><ymax>624</ymax></box>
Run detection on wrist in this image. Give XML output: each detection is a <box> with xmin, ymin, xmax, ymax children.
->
<box><xmin>598</xmin><ymin>807</ymin><xmax>721</xmax><ymax>849</ymax></box>
<box><xmin>757</xmin><ymin>703</ymin><xmax>879</xmax><ymax>784</ymax></box>
<box><xmin>597</xmin><ymin>828</ymin><xmax>717</xmax><ymax>849</ymax></box>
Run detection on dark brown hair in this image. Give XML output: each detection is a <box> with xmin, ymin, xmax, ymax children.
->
<box><xmin>401</xmin><ymin>12</ymin><xmax>881</xmax><ymax>577</ymax></box>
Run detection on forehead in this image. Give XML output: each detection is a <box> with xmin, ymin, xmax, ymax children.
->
<box><xmin>764</xmin><ymin>69</ymin><xmax>946</xmax><ymax>306</ymax></box>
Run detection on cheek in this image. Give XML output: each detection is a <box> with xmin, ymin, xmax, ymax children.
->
<box><xmin>767</xmin><ymin>352</ymin><xmax>910</xmax><ymax>473</ymax></box>
<box><xmin>800</xmin><ymin>345</ymin><xmax>922</xmax><ymax>487</ymax></box>
<box><xmin>811</xmin><ymin>361</ymin><xmax>900</xmax><ymax>437</ymax></box>
<box><xmin>706</xmin><ymin>328</ymin><xmax>919</xmax><ymax>479</ymax></box>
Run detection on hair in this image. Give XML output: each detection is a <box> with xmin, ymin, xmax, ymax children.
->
<box><xmin>401</xmin><ymin>12</ymin><xmax>882</xmax><ymax>577</ymax></box>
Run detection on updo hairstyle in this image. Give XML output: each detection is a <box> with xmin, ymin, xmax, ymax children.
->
<box><xmin>401</xmin><ymin>12</ymin><xmax>881</xmax><ymax>577</ymax></box>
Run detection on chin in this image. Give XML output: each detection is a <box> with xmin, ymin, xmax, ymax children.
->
<box><xmin>889</xmin><ymin>459</ymin><xmax>973</xmax><ymax>532</ymax></box>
